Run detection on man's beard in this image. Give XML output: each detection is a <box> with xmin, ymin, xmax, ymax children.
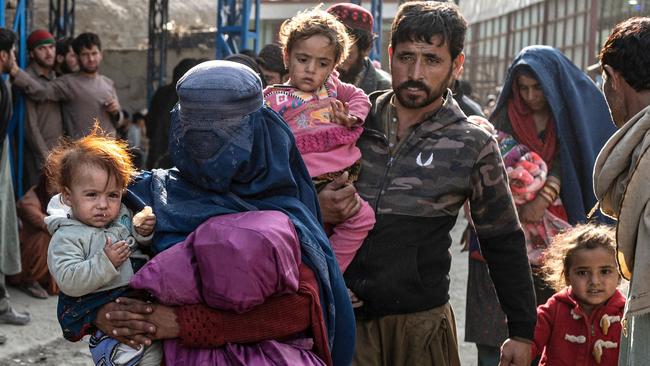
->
<box><xmin>79</xmin><ymin>63</ymin><xmax>97</xmax><ymax>74</ymax></box>
<box><xmin>395</xmin><ymin>68</ymin><xmax>452</xmax><ymax>109</ymax></box>
<box><xmin>35</xmin><ymin>56</ymin><xmax>54</xmax><ymax>69</ymax></box>
<box><xmin>338</xmin><ymin>56</ymin><xmax>366</xmax><ymax>84</ymax></box>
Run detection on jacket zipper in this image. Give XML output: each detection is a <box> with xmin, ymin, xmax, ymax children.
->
<box><xmin>355</xmin><ymin>122</ymin><xmax>423</xmax><ymax>293</ymax></box>
<box><xmin>369</xmin><ymin>125</ymin><xmax>422</xmax><ymax>210</ymax></box>
<box><xmin>362</xmin><ymin>128</ymin><xmax>390</xmax><ymax>210</ymax></box>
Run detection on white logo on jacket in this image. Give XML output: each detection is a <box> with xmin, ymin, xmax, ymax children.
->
<box><xmin>416</xmin><ymin>152</ymin><xmax>433</xmax><ymax>167</ymax></box>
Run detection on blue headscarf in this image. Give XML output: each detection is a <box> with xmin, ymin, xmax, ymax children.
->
<box><xmin>127</xmin><ymin>61</ymin><xmax>354</xmax><ymax>365</ymax></box>
<box><xmin>492</xmin><ymin>46</ymin><xmax>617</xmax><ymax>223</ymax></box>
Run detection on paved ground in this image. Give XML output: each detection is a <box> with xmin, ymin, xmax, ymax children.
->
<box><xmin>0</xmin><ymin>214</ymin><xmax>477</xmax><ymax>365</ymax></box>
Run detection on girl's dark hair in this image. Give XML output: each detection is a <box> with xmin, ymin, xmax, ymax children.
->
<box><xmin>542</xmin><ymin>223</ymin><xmax>617</xmax><ymax>291</ymax></box>
<box><xmin>279</xmin><ymin>7</ymin><xmax>350</xmax><ymax>66</ymax></box>
<box><xmin>45</xmin><ymin>122</ymin><xmax>136</xmax><ymax>193</ymax></box>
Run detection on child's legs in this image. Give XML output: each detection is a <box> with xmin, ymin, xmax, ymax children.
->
<box><xmin>137</xmin><ymin>341</ymin><xmax>163</xmax><ymax>366</ymax></box>
<box><xmin>90</xmin><ymin>330</ymin><xmax>152</xmax><ymax>366</ymax></box>
<box><xmin>330</xmin><ymin>195</ymin><xmax>375</xmax><ymax>272</ymax></box>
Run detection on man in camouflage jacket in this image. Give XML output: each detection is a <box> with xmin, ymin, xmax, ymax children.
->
<box><xmin>320</xmin><ymin>3</ymin><xmax>536</xmax><ymax>366</ymax></box>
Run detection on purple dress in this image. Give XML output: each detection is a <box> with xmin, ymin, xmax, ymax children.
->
<box><xmin>130</xmin><ymin>210</ymin><xmax>325</xmax><ymax>365</ymax></box>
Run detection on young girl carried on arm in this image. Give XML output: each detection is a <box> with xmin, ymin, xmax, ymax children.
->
<box><xmin>45</xmin><ymin>125</ymin><xmax>161</xmax><ymax>366</ymax></box>
<box><xmin>263</xmin><ymin>7</ymin><xmax>375</xmax><ymax>272</ymax></box>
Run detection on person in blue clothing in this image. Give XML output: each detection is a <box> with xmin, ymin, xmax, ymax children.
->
<box><xmin>88</xmin><ymin>60</ymin><xmax>356</xmax><ymax>366</ymax></box>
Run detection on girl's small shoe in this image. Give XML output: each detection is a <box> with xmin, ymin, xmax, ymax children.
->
<box><xmin>21</xmin><ymin>281</ymin><xmax>49</xmax><ymax>299</ymax></box>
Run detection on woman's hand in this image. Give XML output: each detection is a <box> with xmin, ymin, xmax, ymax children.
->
<box><xmin>518</xmin><ymin>195</ymin><xmax>549</xmax><ymax>223</ymax></box>
<box><xmin>318</xmin><ymin>172</ymin><xmax>360</xmax><ymax>225</ymax></box>
<box><xmin>95</xmin><ymin>297</ymin><xmax>179</xmax><ymax>347</ymax></box>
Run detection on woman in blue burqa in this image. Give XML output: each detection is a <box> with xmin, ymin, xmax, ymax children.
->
<box><xmin>464</xmin><ymin>46</ymin><xmax>616</xmax><ymax>365</ymax></box>
<box><xmin>76</xmin><ymin>61</ymin><xmax>355</xmax><ymax>365</ymax></box>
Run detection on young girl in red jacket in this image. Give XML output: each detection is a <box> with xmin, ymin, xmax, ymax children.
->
<box><xmin>532</xmin><ymin>223</ymin><xmax>625</xmax><ymax>365</ymax></box>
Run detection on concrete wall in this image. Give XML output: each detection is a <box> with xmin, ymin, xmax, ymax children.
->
<box><xmin>102</xmin><ymin>47</ymin><xmax>214</xmax><ymax>114</ymax></box>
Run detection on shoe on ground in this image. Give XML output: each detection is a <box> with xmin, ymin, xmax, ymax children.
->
<box><xmin>0</xmin><ymin>334</ymin><xmax>6</xmax><ymax>344</ymax></box>
<box><xmin>0</xmin><ymin>306</ymin><xmax>30</xmax><ymax>325</ymax></box>
<box><xmin>20</xmin><ymin>281</ymin><xmax>48</xmax><ymax>299</ymax></box>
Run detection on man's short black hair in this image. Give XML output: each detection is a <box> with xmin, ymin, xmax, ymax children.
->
<box><xmin>72</xmin><ymin>32</ymin><xmax>101</xmax><ymax>54</ymax></box>
<box><xmin>390</xmin><ymin>1</ymin><xmax>467</xmax><ymax>60</ymax></box>
<box><xmin>172</xmin><ymin>58</ymin><xmax>200</xmax><ymax>84</ymax></box>
<box><xmin>600</xmin><ymin>17</ymin><xmax>650</xmax><ymax>92</ymax></box>
<box><xmin>350</xmin><ymin>28</ymin><xmax>374</xmax><ymax>54</ymax></box>
<box><xmin>0</xmin><ymin>28</ymin><xmax>16</xmax><ymax>53</ymax></box>
<box><xmin>256</xmin><ymin>43</ymin><xmax>287</xmax><ymax>76</ymax></box>
<box><xmin>56</xmin><ymin>37</ymin><xmax>74</xmax><ymax>56</ymax></box>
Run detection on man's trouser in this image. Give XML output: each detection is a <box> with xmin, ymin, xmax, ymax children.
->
<box><xmin>353</xmin><ymin>302</ymin><xmax>461</xmax><ymax>366</ymax></box>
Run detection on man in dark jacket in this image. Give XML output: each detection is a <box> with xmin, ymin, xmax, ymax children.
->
<box><xmin>146</xmin><ymin>58</ymin><xmax>200</xmax><ymax>169</ymax></box>
<box><xmin>327</xmin><ymin>3</ymin><xmax>391</xmax><ymax>95</ymax></box>
<box><xmin>319</xmin><ymin>3</ymin><xmax>536</xmax><ymax>365</ymax></box>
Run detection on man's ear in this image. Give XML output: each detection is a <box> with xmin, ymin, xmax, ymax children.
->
<box><xmin>603</xmin><ymin>64</ymin><xmax>623</xmax><ymax>91</ymax></box>
<box><xmin>388</xmin><ymin>45</ymin><xmax>393</xmax><ymax>69</ymax></box>
<box><xmin>452</xmin><ymin>52</ymin><xmax>465</xmax><ymax>78</ymax></box>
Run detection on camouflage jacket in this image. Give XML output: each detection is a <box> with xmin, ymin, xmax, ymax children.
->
<box><xmin>345</xmin><ymin>90</ymin><xmax>537</xmax><ymax>340</ymax></box>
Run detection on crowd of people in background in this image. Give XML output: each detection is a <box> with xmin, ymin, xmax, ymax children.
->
<box><xmin>0</xmin><ymin>2</ymin><xmax>649</xmax><ymax>366</ymax></box>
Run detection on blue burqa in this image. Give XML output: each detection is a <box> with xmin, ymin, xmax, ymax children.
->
<box><xmin>492</xmin><ymin>46</ymin><xmax>617</xmax><ymax>223</ymax></box>
<box><xmin>126</xmin><ymin>105</ymin><xmax>355</xmax><ymax>366</ymax></box>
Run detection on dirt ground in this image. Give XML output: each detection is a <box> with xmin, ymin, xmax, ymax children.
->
<box><xmin>0</xmin><ymin>214</ymin><xmax>477</xmax><ymax>366</ymax></box>
<box><xmin>0</xmin><ymin>338</ymin><xmax>90</xmax><ymax>366</ymax></box>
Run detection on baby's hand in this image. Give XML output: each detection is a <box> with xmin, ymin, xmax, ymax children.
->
<box><xmin>133</xmin><ymin>206</ymin><xmax>156</xmax><ymax>236</ymax></box>
<box><xmin>104</xmin><ymin>237</ymin><xmax>131</xmax><ymax>268</ymax></box>
<box><xmin>330</xmin><ymin>100</ymin><xmax>358</xmax><ymax>128</ymax></box>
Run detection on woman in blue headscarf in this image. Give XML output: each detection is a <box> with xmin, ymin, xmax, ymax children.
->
<box><xmin>465</xmin><ymin>46</ymin><xmax>617</xmax><ymax>365</ymax></box>
<box><xmin>89</xmin><ymin>61</ymin><xmax>355</xmax><ymax>366</ymax></box>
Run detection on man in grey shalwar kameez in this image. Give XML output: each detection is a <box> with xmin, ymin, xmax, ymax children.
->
<box><xmin>0</xmin><ymin>28</ymin><xmax>31</xmax><ymax>344</ymax></box>
<box><xmin>594</xmin><ymin>17</ymin><xmax>650</xmax><ymax>365</ymax></box>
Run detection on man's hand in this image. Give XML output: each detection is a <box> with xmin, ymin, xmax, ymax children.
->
<box><xmin>347</xmin><ymin>288</ymin><xmax>364</xmax><ymax>308</ymax></box>
<box><xmin>104</xmin><ymin>238</ymin><xmax>131</xmax><ymax>268</ymax></box>
<box><xmin>499</xmin><ymin>338</ymin><xmax>532</xmax><ymax>366</ymax></box>
<box><xmin>330</xmin><ymin>100</ymin><xmax>357</xmax><ymax>128</ymax></box>
<box><xmin>9</xmin><ymin>62</ymin><xmax>19</xmax><ymax>78</ymax></box>
<box><xmin>318</xmin><ymin>172</ymin><xmax>360</xmax><ymax>225</ymax></box>
<box><xmin>104</xmin><ymin>98</ymin><xmax>121</xmax><ymax>115</ymax></box>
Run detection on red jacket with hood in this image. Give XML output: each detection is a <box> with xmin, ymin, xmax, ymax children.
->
<box><xmin>533</xmin><ymin>287</ymin><xmax>625</xmax><ymax>366</ymax></box>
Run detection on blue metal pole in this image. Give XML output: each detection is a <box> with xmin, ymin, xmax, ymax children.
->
<box><xmin>216</xmin><ymin>0</ymin><xmax>223</xmax><ymax>58</ymax></box>
<box><xmin>241</xmin><ymin>0</ymin><xmax>249</xmax><ymax>52</ymax></box>
<box><xmin>8</xmin><ymin>0</ymin><xmax>27</xmax><ymax>197</ymax></box>
<box><xmin>253</xmin><ymin>0</ymin><xmax>260</xmax><ymax>53</ymax></box>
<box><xmin>370</xmin><ymin>0</ymin><xmax>382</xmax><ymax>61</ymax></box>
<box><xmin>0</xmin><ymin>0</ymin><xmax>5</xmax><ymax>27</ymax></box>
